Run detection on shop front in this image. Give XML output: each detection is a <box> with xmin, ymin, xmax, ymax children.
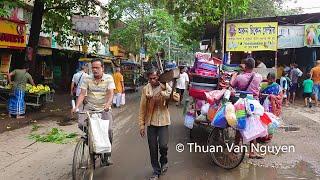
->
<box><xmin>225</xmin><ymin>22</ymin><xmax>278</xmax><ymax>78</ymax></box>
<box><xmin>0</xmin><ymin>18</ymin><xmax>26</xmax><ymax>86</ymax></box>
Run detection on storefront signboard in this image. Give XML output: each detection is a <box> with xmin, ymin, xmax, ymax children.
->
<box><xmin>226</xmin><ymin>22</ymin><xmax>278</xmax><ymax>51</ymax></box>
<box><xmin>0</xmin><ymin>19</ymin><xmax>26</xmax><ymax>48</ymax></box>
<box><xmin>278</xmin><ymin>25</ymin><xmax>305</xmax><ymax>49</ymax></box>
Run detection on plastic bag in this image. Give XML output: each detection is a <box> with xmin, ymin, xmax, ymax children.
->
<box><xmin>263</xmin><ymin>97</ymin><xmax>271</xmax><ymax>112</ymax></box>
<box><xmin>207</xmin><ymin>104</ymin><xmax>218</xmax><ymax>122</ymax></box>
<box><xmin>246</xmin><ymin>99</ymin><xmax>264</xmax><ymax>116</ymax></box>
<box><xmin>89</xmin><ymin>113</ymin><xmax>111</xmax><ymax>154</ymax></box>
<box><xmin>211</xmin><ymin>106</ymin><xmax>227</xmax><ymax>128</ymax></box>
<box><xmin>205</xmin><ymin>89</ymin><xmax>226</xmax><ymax>104</ymax></box>
<box><xmin>237</xmin><ymin>117</ymin><xmax>246</xmax><ymax>130</ymax></box>
<box><xmin>195</xmin><ymin>100</ymin><xmax>205</xmax><ymax>110</ymax></box>
<box><xmin>196</xmin><ymin>114</ymin><xmax>207</xmax><ymax>122</ymax></box>
<box><xmin>260</xmin><ymin>113</ymin><xmax>272</xmax><ymax>125</ymax></box>
<box><xmin>240</xmin><ymin>116</ymin><xmax>268</xmax><ymax>143</ymax></box>
<box><xmin>121</xmin><ymin>93</ymin><xmax>125</xmax><ymax>105</ymax></box>
<box><xmin>184</xmin><ymin>114</ymin><xmax>195</xmax><ymax>129</ymax></box>
<box><xmin>201</xmin><ymin>103</ymin><xmax>210</xmax><ymax>115</ymax></box>
<box><xmin>265</xmin><ymin>112</ymin><xmax>280</xmax><ymax>134</ymax></box>
<box><xmin>234</xmin><ymin>98</ymin><xmax>247</xmax><ymax>129</ymax></box>
<box><xmin>225</xmin><ymin>102</ymin><xmax>237</xmax><ymax>127</ymax></box>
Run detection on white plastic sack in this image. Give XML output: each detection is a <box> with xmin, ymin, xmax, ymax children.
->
<box><xmin>184</xmin><ymin>114</ymin><xmax>195</xmax><ymax>129</ymax></box>
<box><xmin>201</xmin><ymin>103</ymin><xmax>210</xmax><ymax>115</ymax></box>
<box><xmin>121</xmin><ymin>93</ymin><xmax>125</xmax><ymax>105</ymax></box>
<box><xmin>246</xmin><ymin>99</ymin><xmax>265</xmax><ymax>116</ymax></box>
<box><xmin>89</xmin><ymin>113</ymin><xmax>111</xmax><ymax>154</ymax></box>
<box><xmin>263</xmin><ymin>97</ymin><xmax>271</xmax><ymax>112</ymax></box>
<box><xmin>240</xmin><ymin>116</ymin><xmax>267</xmax><ymax>143</ymax></box>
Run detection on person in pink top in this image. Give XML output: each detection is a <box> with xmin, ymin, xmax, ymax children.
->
<box><xmin>230</xmin><ymin>58</ymin><xmax>262</xmax><ymax>99</ymax></box>
<box><xmin>230</xmin><ymin>58</ymin><xmax>264</xmax><ymax>159</ymax></box>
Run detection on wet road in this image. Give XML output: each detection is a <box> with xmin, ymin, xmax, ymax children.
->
<box><xmin>93</xmin><ymin>92</ymin><xmax>319</xmax><ymax>180</ymax></box>
<box><xmin>0</xmin><ymin>92</ymin><xmax>319</xmax><ymax>180</ymax></box>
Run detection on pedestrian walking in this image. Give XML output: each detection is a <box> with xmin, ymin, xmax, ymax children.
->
<box><xmin>112</xmin><ymin>67</ymin><xmax>124</xmax><ymax>108</ymax></box>
<box><xmin>176</xmin><ymin>66</ymin><xmax>189</xmax><ymax>106</ymax></box>
<box><xmin>138</xmin><ymin>68</ymin><xmax>172</xmax><ymax>180</ymax></box>
<box><xmin>288</xmin><ymin>63</ymin><xmax>303</xmax><ymax>104</ymax></box>
<box><xmin>70</xmin><ymin>64</ymin><xmax>88</xmax><ymax>101</ymax></box>
<box><xmin>7</xmin><ymin>64</ymin><xmax>35</xmax><ymax>118</ymax></box>
<box><xmin>310</xmin><ymin>60</ymin><xmax>320</xmax><ymax>106</ymax></box>
<box><xmin>303</xmin><ymin>74</ymin><xmax>314</xmax><ymax>107</ymax></box>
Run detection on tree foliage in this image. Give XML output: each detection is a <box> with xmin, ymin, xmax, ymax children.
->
<box><xmin>0</xmin><ymin>0</ymin><xmax>24</xmax><ymax>17</ymax></box>
<box><xmin>238</xmin><ymin>0</ymin><xmax>302</xmax><ymax>19</ymax></box>
<box><xmin>109</xmin><ymin>8</ymin><xmax>180</xmax><ymax>56</ymax></box>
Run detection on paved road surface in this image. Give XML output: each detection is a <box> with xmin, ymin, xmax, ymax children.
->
<box><xmin>0</xmin><ymin>92</ymin><xmax>319</xmax><ymax>180</ymax></box>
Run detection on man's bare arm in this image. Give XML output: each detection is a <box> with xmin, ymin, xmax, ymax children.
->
<box><xmin>75</xmin><ymin>89</ymin><xmax>86</xmax><ymax>109</ymax></box>
<box><xmin>105</xmin><ymin>89</ymin><xmax>114</xmax><ymax>109</ymax></box>
<box><xmin>70</xmin><ymin>82</ymin><xmax>75</xmax><ymax>95</ymax></box>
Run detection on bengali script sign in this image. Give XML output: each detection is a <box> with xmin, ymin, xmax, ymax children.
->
<box><xmin>226</xmin><ymin>22</ymin><xmax>278</xmax><ymax>52</ymax></box>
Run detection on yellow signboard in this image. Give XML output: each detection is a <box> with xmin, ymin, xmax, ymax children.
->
<box><xmin>226</xmin><ymin>22</ymin><xmax>278</xmax><ymax>52</ymax></box>
<box><xmin>0</xmin><ymin>19</ymin><xmax>26</xmax><ymax>48</ymax></box>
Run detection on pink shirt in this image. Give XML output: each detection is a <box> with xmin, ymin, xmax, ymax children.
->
<box><xmin>230</xmin><ymin>72</ymin><xmax>262</xmax><ymax>98</ymax></box>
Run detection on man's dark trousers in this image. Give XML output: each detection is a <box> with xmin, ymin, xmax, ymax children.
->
<box><xmin>147</xmin><ymin>125</ymin><xmax>169</xmax><ymax>175</ymax></box>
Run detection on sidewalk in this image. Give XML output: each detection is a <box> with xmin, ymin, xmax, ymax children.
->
<box><xmin>0</xmin><ymin>93</ymin><xmax>73</xmax><ymax>133</ymax></box>
<box><xmin>0</xmin><ymin>92</ymin><xmax>137</xmax><ymax>180</ymax></box>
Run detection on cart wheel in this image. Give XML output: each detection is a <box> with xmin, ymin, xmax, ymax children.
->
<box><xmin>207</xmin><ymin>127</ymin><xmax>245</xmax><ymax>169</ymax></box>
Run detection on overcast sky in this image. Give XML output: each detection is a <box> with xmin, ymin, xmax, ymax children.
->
<box><xmin>285</xmin><ymin>0</ymin><xmax>320</xmax><ymax>13</ymax></box>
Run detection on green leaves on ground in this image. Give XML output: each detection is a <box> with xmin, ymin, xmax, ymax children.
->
<box><xmin>29</xmin><ymin>128</ymin><xmax>78</xmax><ymax>144</ymax></box>
<box><xmin>31</xmin><ymin>124</ymin><xmax>42</xmax><ymax>132</ymax></box>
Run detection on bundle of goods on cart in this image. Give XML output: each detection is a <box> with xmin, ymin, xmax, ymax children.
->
<box><xmin>185</xmin><ymin>89</ymin><xmax>281</xmax><ymax>143</ymax></box>
<box><xmin>188</xmin><ymin>53</ymin><xmax>222</xmax><ymax>100</ymax></box>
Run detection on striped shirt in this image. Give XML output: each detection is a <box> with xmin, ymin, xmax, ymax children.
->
<box><xmin>81</xmin><ymin>74</ymin><xmax>115</xmax><ymax>110</ymax></box>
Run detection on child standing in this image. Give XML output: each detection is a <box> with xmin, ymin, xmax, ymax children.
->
<box><xmin>303</xmin><ymin>74</ymin><xmax>314</xmax><ymax>107</ymax></box>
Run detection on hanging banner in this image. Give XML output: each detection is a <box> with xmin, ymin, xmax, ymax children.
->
<box><xmin>304</xmin><ymin>23</ymin><xmax>320</xmax><ymax>47</ymax></box>
<box><xmin>0</xmin><ymin>19</ymin><xmax>26</xmax><ymax>48</ymax></box>
<box><xmin>226</xmin><ymin>22</ymin><xmax>278</xmax><ymax>52</ymax></box>
<box><xmin>278</xmin><ymin>26</ymin><xmax>305</xmax><ymax>49</ymax></box>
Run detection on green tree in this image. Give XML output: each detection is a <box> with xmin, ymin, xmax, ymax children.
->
<box><xmin>0</xmin><ymin>0</ymin><xmax>104</xmax><ymax>78</ymax></box>
<box><xmin>109</xmin><ymin>8</ymin><xmax>181</xmax><ymax>56</ymax></box>
<box><xmin>238</xmin><ymin>0</ymin><xmax>302</xmax><ymax>19</ymax></box>
<box><xmin>0</xmin><ymin>0</ymin><xmax>24</xmax><ymax>17</ymax></box>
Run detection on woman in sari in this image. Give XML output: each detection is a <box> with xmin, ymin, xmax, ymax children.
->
<box><xmin>259</xmin><ymin>72</ymin><xmax>283</xmax><ymax>142</ymax></box>
<box><xmin>261</xmin><ymin>72</ymin><xmax>283</xmax><ymax>115</ymax></box>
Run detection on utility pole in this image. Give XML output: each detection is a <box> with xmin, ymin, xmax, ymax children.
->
<box><xmin>84</xmin><ymin>0</ymin><xmax>89</xmax><ymax>58</ymax></box>
<box><xmin>140</xmin><ymin>3</ymin><xmax>145</xmax><ymax>71</ymax></box>
<box><xmin>221</xmin><ymin>10</ymin><xmax>226</xmax><ymax>63</ymax></box>
<box><xmin>168</xmin><ymin>36</ymin><xmax>171</xmax><ymax>61</ymax></box>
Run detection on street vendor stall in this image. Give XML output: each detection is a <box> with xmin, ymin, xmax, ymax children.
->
<box><xmin>0</xmin><ymin>84</ymin><xmax>55</xmax><ymax>109</ymax></box>
<box><xmin>183</xmin><ymin>52</ymin><xmax>281</xmax><ymax>169</ymax></box>
<box><xmin>121</xmin><ymin>61</ymin><xmax>142</xmax><ymax>91</ymax></box>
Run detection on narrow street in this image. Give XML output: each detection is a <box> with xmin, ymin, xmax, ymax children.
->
<box><xmin>0</xmin><ymin>92</ymin><xmax>319</xmax><ymax>180</ymax></box>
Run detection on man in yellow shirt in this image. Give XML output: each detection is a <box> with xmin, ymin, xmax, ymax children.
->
<box><xmin>311</xmin><ymin>60</ymin><xmax>320</xmax><ymax>106</ymax></box>
<box><xmin>113</xmin><ymin>67</ymin><xmax>124</xmax><ymax>108</ymax></box>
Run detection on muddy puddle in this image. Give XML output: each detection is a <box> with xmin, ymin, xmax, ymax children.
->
<box><xmin>233</xmin><ymin>161</ymin><xmax>320</xmax><ymax>180</ymax></box>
